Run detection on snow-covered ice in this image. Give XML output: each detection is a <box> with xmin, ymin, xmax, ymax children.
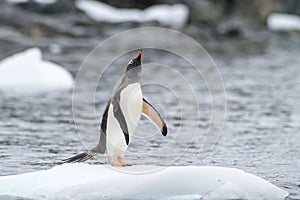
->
<box><xmin>0</xmin><ymin>48</ymin><xmax>74</xmax><ymax>93</ymax></box>
<box><xmin>267</xmin><ymin>13</ymin><xmax>300</xmax><ymax>31</ymax></box>
<box><xmin>0</xmin><ymin>163</ymin><xmax>288</xmax><ymax>200</ymax></box>
<box><xmin>75</xmin><ymin>0</ymin><xmax>189</xmax><ymax>28</ymax></box>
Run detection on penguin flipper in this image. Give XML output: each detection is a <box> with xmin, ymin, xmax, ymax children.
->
<box><xmin>142</xmin><ymin>98</ymin><xmax>167</xmax><ymax>136</ymax></box>
<box><xmin>112</xmin><ymin>98</ymin><xmax>130</xmax><ymax>145</ymax></box>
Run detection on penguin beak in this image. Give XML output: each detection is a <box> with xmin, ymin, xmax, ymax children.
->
<box><xmin>135</xmin><ymin>50</ymin><xmax>143</xmax><ymax>62</ymax></box>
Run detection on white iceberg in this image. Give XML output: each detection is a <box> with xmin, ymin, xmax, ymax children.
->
<box><xmin>0</xmin><ymin>163</ymin><xmax>288</xmax><ymax>200</ymax></box>
<box><xmin>267</xmin><ymin>13</ymin><xmax>300</xmax><ymax>31</ymax></box>
<box><xmin>0</xmin><ymin>48</ymin><xmax>74</xmax><ymax>93</ymax></box>
<box><xmin>75</xmin><ymin>0</ymin><xmax>189</xmax><ymax>28</ymax></box>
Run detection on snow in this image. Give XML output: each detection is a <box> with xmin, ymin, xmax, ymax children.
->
<box><xmin>0</xmin><ymin>48</ymin><xmax>74</xmax><ymax>93</ymax></box>
<box><xmin>5</xmin><ymin>0</ymin><xmax>28</xmax><ymax>3</ymax></box>
<box><xmin>0</xmin><ymin>164</ymin><xmax>288</xmax><ymax>200</ymax></box>
<box><xmin>34</xmin><ymin>0</ymin><xmax>57</xmax><ymax>4</ymax></box>
<box><xmin>6</xmin><ymin>0</ymin><xmax>57</xmax><ymax>4</ymax></box>
<box><xmin>75</xmin><ymin>0</ymin><xmax>189</xmax><ymax>28</ymax></box>
<box><xmin>267</xmin><ymin>13</ymin><xmax>300</xmax><ymax>31</ymax></box>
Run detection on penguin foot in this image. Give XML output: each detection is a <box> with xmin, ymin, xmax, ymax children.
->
<box><xmin>108</xmin><ymin>156</ymin><xmax>132</xmax><ymax>167</ymax></box>
<box><xmin>111</xmin><ymin>162</ymin><xmax>128</xmax><ymax>167</ymax></box>
<box><xmin>117</xmin><ymin>156</ymin><xmax>133</xmax><ymax>166</ymax></box>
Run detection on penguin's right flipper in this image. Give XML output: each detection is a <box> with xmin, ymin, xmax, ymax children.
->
<box><xmin>142</xmin><ymin>98</ymin><xmax>167</xmax><ymax>136</ymax></box>
<box><xmin>112</xmin><ymin>98</ymin><xmax>130</xmax><ymax>145</ymax></box>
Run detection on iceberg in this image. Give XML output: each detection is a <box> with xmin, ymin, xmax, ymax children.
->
<box><xmin>75</xmin><ymin>0</ymin><xmax>189</xmax><ymax>28</ymax></box>
<box><xmin>0</xmin><ymin>48</ymin><xmax>74</xmax><ymax>93</ymax></box>
<box><xmin>0</xmin><ymin>163</ymin><xmax>288</xmax><ymax>200</ymax></box>
<box><xmin>267</xmin><ymin>13</ymin><xmax>300</xmax><ymax>31</ymax></box>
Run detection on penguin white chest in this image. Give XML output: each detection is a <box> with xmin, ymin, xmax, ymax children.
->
<box><xmin>106</xmin><ymin>83</ymin><xmax>142</xmax><ymax>156</ymax></box>
<box><xmin>119</xmin><ymin>83</ymin><xmax>143</xmax><ymax>134</ymax></box>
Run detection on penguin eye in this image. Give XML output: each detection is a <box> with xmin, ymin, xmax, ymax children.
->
<box><xmin>128</xmin><ymin>60</ymin><xmax>133</xmax><ymax>64</ymax></box>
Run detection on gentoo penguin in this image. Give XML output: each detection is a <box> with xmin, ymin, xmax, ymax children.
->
<box><xmin>63</xmin><ymin>50</ymin><xmax>167</xmax><ymax>166</ymax></box>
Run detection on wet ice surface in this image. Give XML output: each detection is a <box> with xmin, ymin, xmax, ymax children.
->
<box><xmin>0</xmin><ymin>31</ymin><xmax>299</xmax><ymax>199</ymax></box>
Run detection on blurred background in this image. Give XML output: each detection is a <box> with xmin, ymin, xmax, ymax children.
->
<box><xmin>0</xmin><ymin>0</ymin><xmax>299</xmax><ymax>199</ymax></box>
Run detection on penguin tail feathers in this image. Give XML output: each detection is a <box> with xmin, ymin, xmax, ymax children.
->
<box><xmin>62</xmin><ymin>151</ymin><xmax>96</xmax><ymax>163</ymax></box>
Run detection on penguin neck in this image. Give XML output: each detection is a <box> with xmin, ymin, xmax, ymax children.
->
<box><xmin>124</xmin><ymin>66</ymin><xmax>141</xmax><ymax>83</ymax></box>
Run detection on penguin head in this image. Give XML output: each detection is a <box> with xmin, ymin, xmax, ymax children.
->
<box><xmin>126</xmin><ymin>50</ymin><xmax>142</xmax><ymax>72</ymax></box>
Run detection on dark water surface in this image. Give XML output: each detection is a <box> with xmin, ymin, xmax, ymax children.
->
<box><xmin>0</xmin><ymin>29</ymin><xmax>299</xmax><ymax>199</ymax></box>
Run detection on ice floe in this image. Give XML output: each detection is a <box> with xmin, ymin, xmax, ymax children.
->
<box><xmin>75</xmin><ymin>0</ymin><xmax>189</xmax><ymax>28</ymax></box>
<box><xmin>0</xmin><ymin>48</ymin><xmax>74</xmax><ymax>93</ymax></box>
<box><xmin>0</xmin><ymin>163</ymin><xmax>288</xmax><ymax>200</ymax></box>
<box><xmin>267</xmin><ymin>13</ymin><xmax>300</xmax><ymax>31</ymax></box>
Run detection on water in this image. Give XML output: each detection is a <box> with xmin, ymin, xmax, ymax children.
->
<box><xmin>0</xmin><ymin>29</ymin><xmax>299</xmax><ymax>199</ymax></box>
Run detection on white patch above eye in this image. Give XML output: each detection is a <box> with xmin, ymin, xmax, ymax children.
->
<box><xmin>128</xmin><ymin>60</ymin><xmax>133</xmax><ymax>64</ymax></box>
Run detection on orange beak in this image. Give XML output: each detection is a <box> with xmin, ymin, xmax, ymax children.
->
<box><xmin>135</xmin><ymin>50</ymin><xmax>143</xmax><ymax>59</ymax></box>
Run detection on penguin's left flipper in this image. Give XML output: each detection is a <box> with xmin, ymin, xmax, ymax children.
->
<box><xmin>142</xmin><ymin>98</ymin><xmax>167</xmax><ymax>136</ymax></box>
